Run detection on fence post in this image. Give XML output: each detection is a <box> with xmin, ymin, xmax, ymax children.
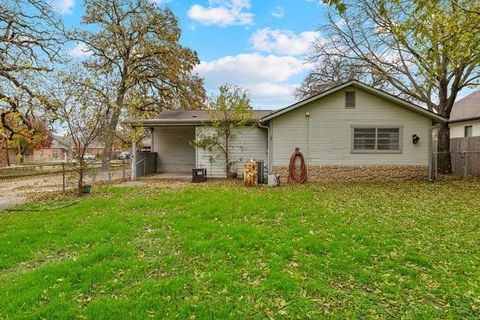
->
<box><xmin>462</xmin><ymin>151</ymin><xmax>467</xmax><ymax>178</ymax></box>
<box><xmin>122</xmin><ymin>159</ymin><xmax>126</xmax><ymax>180</ymax></box>
<box><xmin>62</xmin><ymin>162</ymin><xmax>66</xmax><ymax>194</ymax></box>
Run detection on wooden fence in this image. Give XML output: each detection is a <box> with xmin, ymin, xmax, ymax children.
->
<box><xmin>450</xmin><ymin>137</ymin><xmax>480</xmax><ymax>177</ymax></box>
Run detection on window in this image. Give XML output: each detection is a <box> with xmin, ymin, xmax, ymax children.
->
<box><xmin>345</xmin><ymin>91</ymin><xmax>355</xmax><ymax>108</ymax></box>
<box><xmin>465</xmin><ymin>126</ymin><xmax>473</xmax><ymax>138</ymax></box>
<box><xmin>52</xmin><ymin>150</ymin><xmax>58</xmax><ymax>159</ymax></box>
<box><xmin>352</xmin><ymin>127</ymin><xmax>401</xmax><ymax>152</ymax></box>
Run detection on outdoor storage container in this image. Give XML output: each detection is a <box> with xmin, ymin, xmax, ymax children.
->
<box><xmin>192</xmin><ymin>168</ymin><xmax>207</xmax><ymax>183</ymax></box>
<box><xmin>256</xmin><ymin>161</ymin><xmax>265</xmax><ymax>184</ymax></box>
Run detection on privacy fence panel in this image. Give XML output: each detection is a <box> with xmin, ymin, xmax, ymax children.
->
<box><xmin>450</xmin><ymin>137</ymin><xmax>480</xmax><ymax>177</ymax></box>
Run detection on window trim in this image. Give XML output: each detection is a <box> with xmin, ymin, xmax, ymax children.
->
<box><xmin>464</xmin><ymin>125</ymin><xmax>473</xmax><ymax>138</ymax></box>
<box><xmin>345</xmin><ymin>91</ymin><xmax>356</xmax><ymax>109</ymax></box>
<box><xmin>351</xmin><ymin>125</ymin><xmax>403</xmax><ymax>154</ymax></box>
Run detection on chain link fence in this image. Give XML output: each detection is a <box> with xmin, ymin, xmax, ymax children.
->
<box><xmin>0</xmin><ymin>159</ymin><xmax>131</xmax><ymax>210</ymax></box>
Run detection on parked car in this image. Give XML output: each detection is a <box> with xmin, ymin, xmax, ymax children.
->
<box><xmin>83</xmin><ymin>153</ymin><xmax>96</xmax><ymax>161</ymax></box>
<box><xmin>117</xmin><ymin>151</ymin><xmax>131</xmax><ymax>160</ymax></box>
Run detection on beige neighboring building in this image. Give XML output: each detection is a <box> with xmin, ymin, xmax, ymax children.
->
<box><xmin>135</xmin><ymin>81</ymin><xmax>446</xmax><ymax>181</ymax></box>
<box><xmin>449</xmin><ymin>91</ymin><xmax>480</xmax><ymax>138</ymax></box>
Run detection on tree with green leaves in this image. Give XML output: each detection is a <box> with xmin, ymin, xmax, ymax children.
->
<box><xmin>303</xmin><ymin>0</ymin><xmax>480</xmax><ymax>173</ymax></box>
<box><xmin>71</xmin><ymin>0</ymin><xmax>205</xmax><ymax>159</ymax></box>
<box><xmin>192</xmin><ymin>85</ymin><xmax>253</xmax><ymax>178</ymax></box>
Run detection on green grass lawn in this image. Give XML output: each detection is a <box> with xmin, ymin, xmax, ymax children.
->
<box><xmin>1</xmin><ymin>180</ymin><xmax>479</xmax><ymax>319</ymax></box>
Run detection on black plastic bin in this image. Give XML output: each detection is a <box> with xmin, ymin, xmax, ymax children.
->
<box><xmin>192</xmin><ymin>168</ymin><xmax>207</xmax><ymax>183</ymax></box>
<box><xmin>256</xmin><ymin>161</ymin><xmax>265</xmax><ymax>184</ymax></box>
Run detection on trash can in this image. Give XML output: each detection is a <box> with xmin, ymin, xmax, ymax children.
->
<box><xmin>256</xmin><ymin>161</ymin><xmax>265</xmax><ymax>184</ymax></box>
<box><xmin>192</xmin><ymin>168</ymin><xmax>207</xmax><ymax>183</ymax></box>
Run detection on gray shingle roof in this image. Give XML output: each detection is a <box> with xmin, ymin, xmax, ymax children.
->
<box><xmin>450</xmin><ymin>91</ymin><xmax>480</xmax><ymax>122</ymax></box>
<box><xmin>141</xmin><ymin>109</ymin><xmax>273</xmax><ymax>125</ymax></box>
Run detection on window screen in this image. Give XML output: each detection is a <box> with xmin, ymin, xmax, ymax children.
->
<box><xmin>353</xmin><ymin>127</ymin><xmax>401</xmax><ymax>151</ymax></box>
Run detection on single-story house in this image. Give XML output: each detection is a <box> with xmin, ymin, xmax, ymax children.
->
<box><xmin>133</xmin><ymin>80</ymin><xmax>447</xmax><ymax>181</ymax></box>
<box><xmin>449</xmin><ymin>90</ymin><xmax>480</xmax><ymax>138</ymax></box>
<box><xmin>30</xmin><ymin>135</ymin><xmax>70</xmax><ymax>162</ymax></box>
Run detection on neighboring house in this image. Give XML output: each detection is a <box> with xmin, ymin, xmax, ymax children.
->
<box><xmin>29</xmin><ymin>135</ymin><xmax>70</xmax><ymax>162</ymax></box>
<box><xmin>133</xmin><ymin>81</ymin><xmax>446</xmax><ymax>181</ymax></box>
<box><xmin>83</xmin><ymin>140</ymin><xmax>105</xmax><ymax>157</ymax></box>
<box><xmin>449</xmin><ymin>91</ymin><xmax>480</xmax><ymax>138</ymax></box>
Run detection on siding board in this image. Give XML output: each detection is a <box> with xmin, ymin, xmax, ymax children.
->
<box><xmin>196</xmin><ymin>126</ymin><xmax>268</xmax><ymax>178</ymax></box>
<box><xmin>270</xmin><ymin>88</ymin><xmax>431</xmax><ymax>166</ymax></box>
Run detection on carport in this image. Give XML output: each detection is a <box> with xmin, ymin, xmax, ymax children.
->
<box><xmin>131</xmin><ymin>111</ymin><xmax>206</xmax><ymax>179</ymax></box>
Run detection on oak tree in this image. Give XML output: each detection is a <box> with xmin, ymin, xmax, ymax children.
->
<box><xmin>72</xmin><ymin>0</ymin><xmax>205</xmax><ymax>158</ymax></box>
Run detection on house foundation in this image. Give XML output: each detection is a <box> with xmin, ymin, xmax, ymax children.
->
<box><xmin>272</xmin><ymin>165</ymin><xmax>429</xmax><ymax>182</ymax></box>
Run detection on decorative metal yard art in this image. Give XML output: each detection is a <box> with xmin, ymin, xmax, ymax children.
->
<box><xmin>288</xmin><ymin>147</ymin><xmax>307</xmax><ymax>184</ymax></box>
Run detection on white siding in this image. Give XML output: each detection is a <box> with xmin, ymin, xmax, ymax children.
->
<box><xmin>152</xmin><ymin>126</ymin><xmax>195</xmax><ymax>172</ymax></box>
<box><xmin>450</xmin><ymin>121</ymin><xmax>480</xmax><ymax>138</ymax></box>
<box><xmin>196</xmin><ymin>126</ymin><xmax>268</xmax><ymax>178</ymax></box>
<box><xmin>270</xmin><ymin>88</ymin><xmax>432</xmax><ymax>166</ymax></box>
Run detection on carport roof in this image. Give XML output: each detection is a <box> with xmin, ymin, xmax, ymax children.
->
<box><xmin>136</xmin><ymin>110</ymin><xmax>273</xmax><ymax>126</ymax></box>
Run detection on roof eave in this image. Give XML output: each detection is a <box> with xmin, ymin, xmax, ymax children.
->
<box><xmin>448</xmin><ymin>116</ymin><xmax>480</xmax><ymax>124</ymax></box>
<box><xmin>132</xmin><ymin>119</ymin><xmax>263</xmax><ymax>127</ymax></box>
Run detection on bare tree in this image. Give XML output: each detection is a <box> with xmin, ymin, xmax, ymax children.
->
<box><xmin>306</xmin><ymin>0</ymin><xmax>480</xmax><ymax>173</ymax></box>
<box><xmin>70</xmin><ymin>0</ymin><xmax>206</xmax><ymax>159</ymax></box>
<box><xmin>296</xmin><ymin>56</ymin><xmax>389</xmax><ymax>99</ymax></box>
<box><xmin>51</xmin><ymin>69</ymin><xmax>110</xmax><ymax>195</ymax></box>
<box><xmin>192</xmin><ymin>85</ymin><xmax>253</xmax><ymax>178</ymax></box>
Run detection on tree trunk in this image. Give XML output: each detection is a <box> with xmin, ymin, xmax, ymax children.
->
<box><xmin>103</xmin><ymin>107</ymin><xmax>121</xmax><ymax>159</ymax></box>
<box><xmin>225</xmin><ymin>131</ymin><xmax>230</xmax><ymax>174</ymax></box>
<box><xmin>77</xmin><ymin>159</ymin><xmax>85</xmax><ymax>196</ymax></box>
<box><xmin>437</xmin><ymin>122</ymin><xmax>452</xmax><ymax>174</ymax></box>
<box><xmin>103</xmin><ymin>81</ymin><xmax>126</xmax><ymax>160</ymax></box>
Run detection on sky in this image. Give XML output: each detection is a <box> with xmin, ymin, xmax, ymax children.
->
<box><xmin>54</xmin><ymin>0</ymin><xmax>332</xmax><ymax>109</ymax></box>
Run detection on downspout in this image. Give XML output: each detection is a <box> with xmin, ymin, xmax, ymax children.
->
<box><xmin>258</xmin><ymin>121</ymin><xmax>270</xmax><ymax>172</ymax></box>
<box><xmin>305</xmin><ymin>112</ymin><xmax>310</xmax><ymax>179</ymax></box>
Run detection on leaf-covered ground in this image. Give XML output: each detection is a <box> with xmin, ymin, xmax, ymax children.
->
<box><xmin>0</xmin><ymin>180</ymin><xmax>479</xmax><ymax>319</ymax></box>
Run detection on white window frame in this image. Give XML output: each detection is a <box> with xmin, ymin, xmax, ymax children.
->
<box><xmin>351</xmin><ymin>125</ymin><xmax>403</xmax><ymax>154</ymax></box>
<box><xmin>464</xmin><ymin>125</ymin><xmax>473</xmax><ymax>138</ymax></box>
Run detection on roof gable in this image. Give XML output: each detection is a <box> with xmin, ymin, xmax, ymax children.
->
<box><xmin>261</xmin><ymin>81</ymin><xmax>446</xmax><ymax>123</ymax></box>
<box><xmin>450</xmin><ymin>90</ymin><xmax>480</xmax><ymax>122</ymax></box>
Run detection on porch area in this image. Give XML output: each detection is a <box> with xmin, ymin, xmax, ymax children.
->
<box><xmin>132</xmin><ymin>125</ymin><xmax>197</xmax><ymax>179</ymax></box>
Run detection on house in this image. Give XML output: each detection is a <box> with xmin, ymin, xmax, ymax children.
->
<box><xmin>449</xmin><ymin>91</ymin><xmax>480</xmax><ymax>138</ymax></box>
<box><xmin>29</xmin><ymin>135</ymin><xmax>70</xmax><ymax>162</ymax></box>
<box><xmin>133</xmin><ymin>81</ymin><xmax>446</xmax><ymax>181</ymax></box>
